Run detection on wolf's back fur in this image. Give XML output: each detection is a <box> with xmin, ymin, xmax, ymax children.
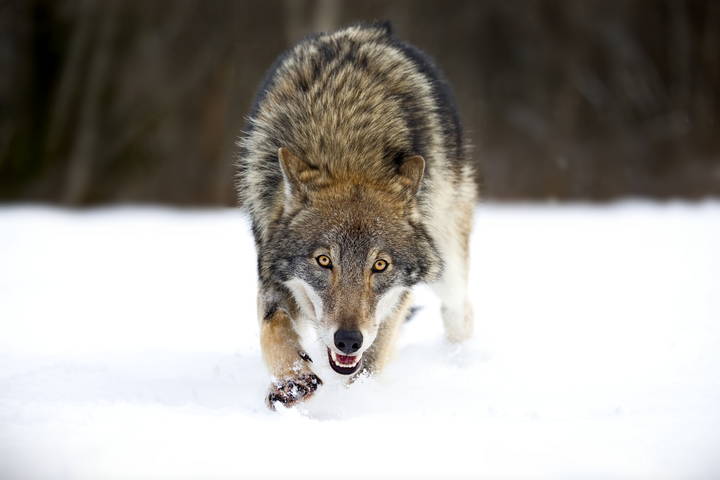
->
<box><xmin>237</xmin><ymin>22</ymin><xmax>475</xmax><ymax>246</ymax></box>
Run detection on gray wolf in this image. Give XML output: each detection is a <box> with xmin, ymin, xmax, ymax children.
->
<box><xmin>236</xmin><ymin>21</ymin><xmax>476</xmax><ymax>409</ymax></box>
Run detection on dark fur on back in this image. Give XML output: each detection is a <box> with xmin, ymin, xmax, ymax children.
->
<box><xmin>236</xmin><ymin>21</ymin><xmax>471</xmax><ymax>246</ymax></box>
<box><xmin>241</xmin><ymin>21</ymin><xmax>463</xmax><ymax>166</ymax></box>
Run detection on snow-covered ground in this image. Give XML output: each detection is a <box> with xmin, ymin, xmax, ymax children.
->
<box><xmin>1</xmin><ymin>203</ymin><xmax>719</xmax><ymax>479</ymax></box>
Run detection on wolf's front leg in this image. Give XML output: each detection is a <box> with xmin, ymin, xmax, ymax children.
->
<box><xmin>429</xmin><ymin>198</ymin><xmax>475</xmax><ymax>343</ymax></box>
<box><xmin>260</xmin><ymin>306</ymin><xmax>322</xmax><ymax>409</ymax></box>
<box><xmin>436</xmin><ymin>257</ymin><xmax>473</xmax><ymax>343</ymax></box>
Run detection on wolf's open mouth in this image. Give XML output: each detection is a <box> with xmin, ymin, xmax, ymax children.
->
<box><xmin>327</xmin><ymin>348</ymin><xmax>361</xmax><ymax>375</ymax></box>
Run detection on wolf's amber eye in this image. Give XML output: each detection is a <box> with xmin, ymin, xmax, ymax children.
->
<box><xmin>372</xmin><ymin>259</ymin><xmax>388</xmax><ymax>272</ymax></box>
<box><xmin>316</xmin><ymin>255</ymin><xmax>332</xmax><ymax>268</ymax></box>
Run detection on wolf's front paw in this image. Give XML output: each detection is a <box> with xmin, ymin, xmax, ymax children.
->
<box><xmin>442</xmin><ymin>302</ymin><xmax>474</xmax><ymax>343</ymax></box>
<box><xmin>266</xmin><ymin>373</ymin><xmax>323</xmax><ymax>410</ymax></box>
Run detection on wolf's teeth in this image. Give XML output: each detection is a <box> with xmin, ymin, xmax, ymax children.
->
<box><xmin>330</xmin><ymin>349</ymin><xmax>359</xmax><ymax>367</ymax></box>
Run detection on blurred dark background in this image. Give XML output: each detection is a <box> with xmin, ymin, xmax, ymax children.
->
<box><xmin>1</xmin><ymin>0</ymin><xmax>719</xmax><ymax>206</ymax></box>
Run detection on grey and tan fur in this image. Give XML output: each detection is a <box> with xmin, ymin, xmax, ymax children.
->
<box><xmin>236</xmin><ymin>22</ymin><xmax>476</xmax><ymax>409</ymax></box>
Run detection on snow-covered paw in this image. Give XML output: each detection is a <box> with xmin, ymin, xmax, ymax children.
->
<box><xmin>442</xmin><ymin>302</ymin><xmax>474</xmax><ymax>343</ymax></box>
<box><xmin>266</xmin><ymin>373</ymin><xmax>322</xmax><ymax>410</ymax></box>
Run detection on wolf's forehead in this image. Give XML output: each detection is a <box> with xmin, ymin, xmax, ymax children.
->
<box><xmin>319</xmin><ymin>231</ymin><xmax>375</xmax><ymax>259</ymax></box>
<box><xmin>309</xmin><ymin>211</ymin><xmax>384</xmax><ymax>240</ymax></box>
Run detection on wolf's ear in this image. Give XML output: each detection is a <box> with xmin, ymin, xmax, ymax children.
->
<box><xmin>278</xmin><ymin>147</ymin><xmax>317</xmax><ymax>199</ymax></box>
<box><xmin>397</xmin><ymin>155</ymin><xmax>425</xmax><ymax>196</ymax></box>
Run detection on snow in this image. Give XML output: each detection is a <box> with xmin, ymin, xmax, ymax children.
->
<box><xmin>1</xmin><ymin>203</ymin><xmax>719</xmax><ymax>479</ymax></box>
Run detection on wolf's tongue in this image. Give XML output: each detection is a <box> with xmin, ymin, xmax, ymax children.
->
<box><xmin>336</xmin><ymin>353</ymin><xmax>357</xmax><ymax>365</ymax></box>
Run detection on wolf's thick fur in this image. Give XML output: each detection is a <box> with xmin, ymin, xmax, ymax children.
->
<box><xmin>236</xmin><ymin>22</ymin><xmax>476</xmax><ymax>408</ymax></box>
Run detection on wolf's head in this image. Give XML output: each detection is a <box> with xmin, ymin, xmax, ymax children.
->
<box><xmin>264</xmin><ymin>148</ymin><xmax>441</xmax><ymax>375</ymax></box>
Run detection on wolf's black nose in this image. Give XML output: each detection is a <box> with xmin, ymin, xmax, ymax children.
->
<box><xmin>334</xmin><ymin>329</ymin><xmax>363</xmax><ymax>354</ymax></box>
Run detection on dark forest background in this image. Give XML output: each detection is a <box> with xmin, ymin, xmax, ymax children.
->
<box><xmin>1</xmin><ymin>0</ymin><xmax>719</xmax><ymax>206</ymax></box>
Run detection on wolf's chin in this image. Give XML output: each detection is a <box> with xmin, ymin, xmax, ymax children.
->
<box><xmin>327</xmin><ymin>348</ymin><xmax>362</xmax><ymax>375</ymax></box>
